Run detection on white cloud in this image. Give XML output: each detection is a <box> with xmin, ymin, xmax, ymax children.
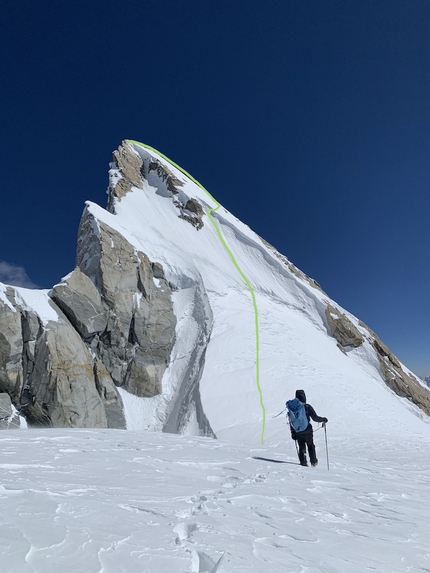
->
<box><xmin>0</xmin><ymin>261</ymin><xmax>38</xmax><ymax>289</ymax></box>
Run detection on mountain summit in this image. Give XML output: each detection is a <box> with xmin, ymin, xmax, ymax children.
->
<box><xmin>0</xmin><ymin>140</ymin><xmax>428</xmax><ymax>442</ymax></box>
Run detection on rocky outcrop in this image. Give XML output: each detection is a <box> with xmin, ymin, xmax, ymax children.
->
<box><xmin>0</xmin><ymin>289</ymin><xmax>121</xmax><ymax>428</ymax></box>
<box><xmin>20</xmin><ymin>308</ymin><xmax>42</xmax><ymax>410</ymax></box>
<box><xmin>324</xmin><ymin>308</ymin><xmax>429</xmax><ymax>415</ymax></box>
<box><xmin>107</xmin><ymin>141</ymin><xmax>144</xmax><ymax>210</ymax></box>
<box><xmin>325</xmin><ymin>304</ymin><xmax>364</xmax><ymax>349</ymax></box>
<box><xmin>107</xmin><ymin>139</ymin><xmax>187</xmax><ymax>215</ymax></box>
<box><xmin>24</xmin><ymin>313</ymin><xmax>108</xmax><ymax>428</ymax></box>
<box><xmin>0</xmin><ymin>292</ymin><xmax>23</xmax><ymax>402</ymax></box>
<box><xmin>129</xmin><ymin>142</ymin><xmax>205</xmax><ymax>230</ymax></box>
<box><xmin>0</xmin><ymin>392</ymin><xmax>21</xmax><ymax>429</ymax></box>
<box><xmin>93</xmin><ymin>358</ymin><xmax>126</xmax><ymax>428</ymax></box>
<box><xmin>179</xmin><ymin>198</ymin><xmax>205</xmax><ymax>230</ymax></box>
<box><xmin>359</xmin><ymin>321</ymin><xmax>430</xmax><ymax>416</ymax></box>
<box><xmin>76</xmin><ymin>209</ymin><xmax>177</xmax><ymax>398</ymax></box>
<box><xmin>51</xmin><ymin>268</ymin><xmax>107</xmax><ymax>338</ymax></box>
<box><xmin>146</xmin><ymin>158</ymin><xmax>184</xmax><ymax>194</ymax></box>
<box><xmin>0</xmin><ymin>393</ymin><xmax>12</xmax><ymax>428</ymax></box>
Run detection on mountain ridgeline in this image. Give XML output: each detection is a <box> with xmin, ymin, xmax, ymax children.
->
<box><xmin>0</xmin><ymin>141</ymin><xmax>429</xmax><ymax>437</ymax></box>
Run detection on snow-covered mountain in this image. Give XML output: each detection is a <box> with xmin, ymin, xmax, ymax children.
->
<box><xmin>1</xmin><ymin>141</ymin><xmax>430</xmax><ymax>573</ymax></box>
<box><xmin>0</xmin><ymin>140</ymin><xmax>429</xmax><ymax>445</ymax></box>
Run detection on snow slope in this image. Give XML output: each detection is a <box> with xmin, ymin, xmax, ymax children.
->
<box><xmin>1</xmin><ymin>428</ymin><xmax>430</xmax><ymax>573</ymax></box>
<box><xmin>84</xmin><ymin>141</ymin><xmax>429</xmax><ymax>445</ymax></box>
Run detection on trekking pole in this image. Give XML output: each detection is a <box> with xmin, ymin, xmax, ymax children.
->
<box><xmin>323</xmin><ymin>423</ymin><xmax>329</xmax><ymax>471</ymax></box>
<box><xmin>295</xmin><ymin>439</ymin><xmax>299</xmax><ymax>458</ymax></box>
<box><xmin>272</xmin><ymin>407</ymin><xmax>286</xmax><ymax>419</ymax></box>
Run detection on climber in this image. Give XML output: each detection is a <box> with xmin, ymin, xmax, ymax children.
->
<box><xmin>287</xmin><ymin>389</ymin><xmax>328</xmax><ymax>467</ymax></box>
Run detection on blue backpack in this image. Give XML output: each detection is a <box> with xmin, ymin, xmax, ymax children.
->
<box><xmin>286</xmin><ymin>398</ymin><xmax>308</xmax><ymax>432</ymax></box>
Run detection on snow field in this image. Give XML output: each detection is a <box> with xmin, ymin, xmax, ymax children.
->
<box><xmin>0</xmin><ymin>428</ymin><xmax>430</xmax><ymax>573</ymax></box>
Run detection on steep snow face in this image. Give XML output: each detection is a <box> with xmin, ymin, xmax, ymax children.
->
<box><xmin>0</xmin><ymin>284</ymin><xmax>60</xmax><ymax>325</ymax></box>
<box><xmin>86</xmin><ymin>141</ymin><xmax>429</xmax><ymax>444</ymax></box>
<box><xmin>13</xmin><ymin>287</ymin><xmax>60</xmax><ymax>326</ymax></box>
<box><xmin>0</xmin><ymin>283</ymin><xmax>16</xmax><ymax>312</ymax></box>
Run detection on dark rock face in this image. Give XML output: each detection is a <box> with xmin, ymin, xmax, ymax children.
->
<box><xmin>323</xmin><ymin>305</ymin><xmax>430</xmax><ymax>416</ymax></box>
<box><xmin>76</xmin><ymin>210</ymin><xmax>177</xmax><ymax>399</ymax></box>
<box><xmin>107</xmin><ymin>141</ymin><xmax>144</xmax><ymax>211</ymax></box>
<box><xmin>0</xmin><ymin>392</ymin><xmax>21</xmax><ymax>429</ymax></box>
<box><xmin>0</xmin><ymin>393</ymin><xmax>13</xmax><ymax>428</ymax></box>
<box><xmin>24</xmin><ymin>315</ymin><xmax>108</xmax><ymax>428</ymax></box>
<box><xmin>0</xmin><ymin>291</ymin><xmax>117</xmax><ymax>428</ymax></box>
<box><xmin>93</xmin><ymin>358</ymin><xmax>126</xmax><ymax>428</ymax></box>
<box><xmin>325</xmin><ymin>304</ymin><xmax>364</xmax><ymax>349</ymax></box>
<box><xmin>147</xmin><ymin>159</ymin><xmax>184</xmax><ymax>194</ymax></box>
<box><xmin>359</xmin><ymin>321</ymin><xmax>430</xmax><ymax>416</ymax></box>
<box><xmin>179</xmin><ymin>198</ymin><xmax>204</xmax><ymax>230</ymax></box>
<box><xmin>51</xmin><ymin>268</ymin><xmax>107</xmax><ymax>338</ymax></box>
<box><xmin>132</xmin><ymin>143</ymin><xmax>205</xmax><ymax>230</ymax></box>
<box><xmin>0</xmin><ymin>294</ymin><xmax>23</xmax><ymax>401</ymax></box>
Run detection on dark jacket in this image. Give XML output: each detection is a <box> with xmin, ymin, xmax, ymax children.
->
<box><xmin>291</xmin><ymin>389</ymin><xmax>326</xmax><ymax>439</ymax></box>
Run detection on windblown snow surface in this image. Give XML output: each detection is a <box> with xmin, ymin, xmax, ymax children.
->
<box><xmin>1</xmin><ymin>142</ymin><xmax>429</xmax><ymax>572</ymax></box>
<box><xmin>1</xmin><ymin>429</ymin><xmax>430</xmax><ymax>573</ymax></box>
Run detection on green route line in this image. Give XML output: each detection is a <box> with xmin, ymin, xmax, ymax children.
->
<box><xmin>127</xmin><ymin>139</ymin><xmax>266</xmax><ymax>444</ymax></box>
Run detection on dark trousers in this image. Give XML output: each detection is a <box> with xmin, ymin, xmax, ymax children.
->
<box><xmin>297</xmin><ymin>430</ymin><xmax>317</xmax><ymax>466</ymax></box>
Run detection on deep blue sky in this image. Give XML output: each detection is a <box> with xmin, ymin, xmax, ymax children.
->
<box><xmin>1</xmin><ymin>1</ymin><xmax>429</xmax><ymax>377</ymax></box>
